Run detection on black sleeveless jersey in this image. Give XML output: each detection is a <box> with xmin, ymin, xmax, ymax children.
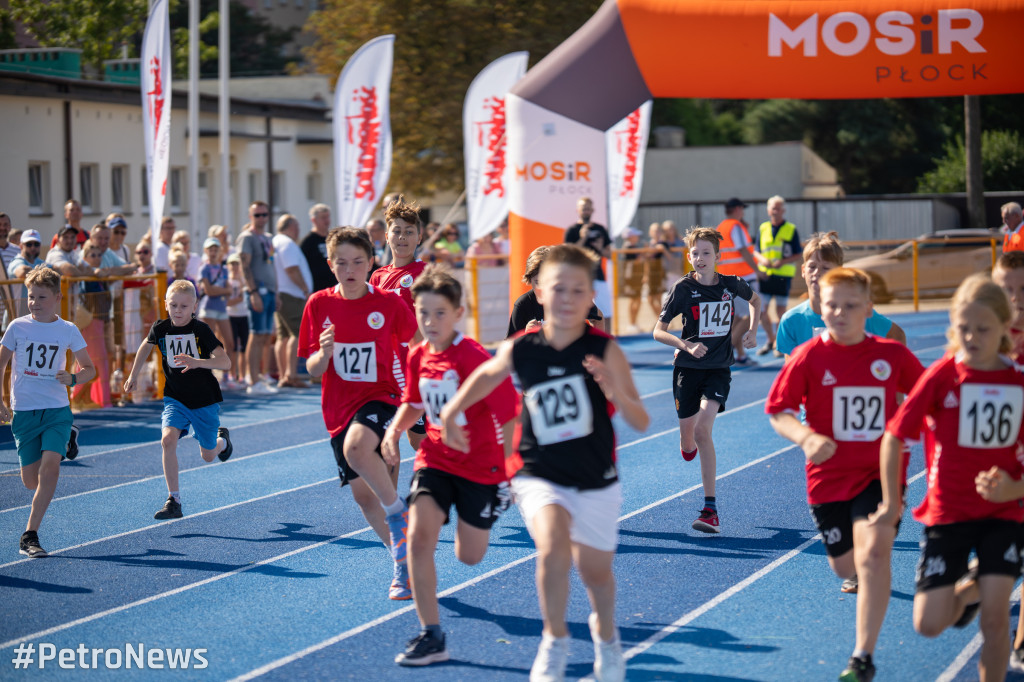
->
<box><xmin>510</xmin><ymin>326</ymin><xmax>617</xmax><ymax>490</ymax></box>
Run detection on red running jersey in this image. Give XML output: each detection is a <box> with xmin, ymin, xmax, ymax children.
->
<box><xmin>404</xmin><ymin>334</ymin><xmax>518</xmax><ymax>484</ymax></box>
<box><xmin>887</xmin><ymin>354</ymin><xmax>1024</xmax><ymax>526</ymax></box>
<box><xmin>369</xmin><ymin>259</ymin><xmax>427</xmax><ymax>310</ymax></box>
<box><xmin>299</xmin><ymin>285</ymin><xmax>417</xmax><ymax>436</ymax></box>
<box><xmin>766</xmin><ymin>334</ymin><xmax>924</xmax><ymax>505</ymax></box>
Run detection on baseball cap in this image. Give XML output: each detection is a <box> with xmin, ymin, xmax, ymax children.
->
<box><xmin>58</xmin><ymin>224</ymin><xmax>80</xmax><ymax>236</ymax></box>
<box><xmin>107</xmin><ymin>216</ymin><xmax>128</xmax><ymax>230</ymax></box>
<box><xmin>624</xmin><ymin>227</ymin><xmax>642</xmax><ymax>238</ymax></box>
<box><xmin>203</xmin><ymin>237</ymin><xmax>222</xmax><ymax>249</ymax></box>
<box><xmin>725</xmin><ymin>198</ymin><xmax>748</xmax><ymax>210</ymax></box>
<box><xmin>21</xmin><ymin>229</ymin><xmax>41</xmax><ymax>244</ymax></box>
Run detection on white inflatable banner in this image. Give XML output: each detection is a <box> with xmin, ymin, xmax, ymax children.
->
<box><xmin>605</xmin><ymin>100</ymin><xmax>651</xmax><ymax>238</ymax></box>
<box><xmin>141</xmin><ymin>0</ymin><xmax>171</xmax><ymax>244</ymax></box>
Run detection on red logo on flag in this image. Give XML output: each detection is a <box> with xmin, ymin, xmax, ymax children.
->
<box><xmin>146</xmin><ymin>57</ymin><xmax>164</xmax><ymax>143</ymax></box>
<box><xmin>474</xmin><ymin>96</ymin><xmax>507</xmax><ymax>198</ymax></box>
<box><xmin>613</xmin><ymin>108</ymin><xmax>642</xmax><ymax>198</ymax></box>
<box><xmin>346</xmin><ymin>87</ymin><xmax>381</xmax><ymax>201</ymax></box>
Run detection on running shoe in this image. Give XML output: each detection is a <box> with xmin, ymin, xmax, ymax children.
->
<box><xmin>756</xmin><ymin>342</ymin><xmax>773</xmax><ymax>356</ymax></box>
<box><xmin>217</xmin><ymin>427</ymin><xmax>233</xmax><ymax>461</ymax></box>
<box><xmin>530</xmin><ymin>634</ymin><xmax>569</xmax><ymax>682</ymax></box>
<box><xmin>65</xmin><ymin>424</ymin><xmax>80</xmax><ymax>460</ymax></box>
<box><xmin>953</xmin><ymin>557</ymin><xmax>980</xmax><ymax>628</ymax></box>
<box><xmin>839</xmin><ymin>654</ymin><xmax>875</xmax><ymax>682</ymax></box>
<box><xmin>773</xmin><ymin>349</ymin><xmax>784</xmax><ymax>358</ymax></box>
<box><xmin>734</xmin><ymin>356</ymin><xmax>758</xmax><ymax>367</ymax></box>
<box><xmin>19</xmin><ymin>531</ymin><xmax>48</xmax><ymax>558</ymax></box>
<box><xmin>387</xmin><ymin>505</ymin><xmax>409</xmax><ymax>564</ymax></box>
<box><xmin>389</xmin><ymin>560</ymin><xmax>412</xmax><ymax>601</ymax></box>
<box><xmin>246</xmin><ymin>381</ymin><xmax>276</xmax><ymax>395</ymax></box>
<box><xmin>681</xmin><ymin>447</ymin><xmax>698</xmax><ymax>462</ymax></box>
<box><xmin>840</xmin><ymin>575</ymin><xmax>859</xmax><ymax>594</ymax></box>
<box><xmin>589</xmin><ymin>613</ymin><xmax>626</xmax><ymax>682</ymax></box>
<box><xmin>395</xmin><ymin>630</ymin><xmax>448</xmax><ymax>666</ymax></box>
<box><xmin>1010</xmin><ymin>644</ymin><xmax>1024</xmax><ymax>672</ymax></box>
<box><xmin>692</xmin><ymin>507</ymin><xmax>721</xmax><ymax>534</ymax></box>
<box><xmin>154</xmin><ymin>495</ymin><xmax>183</xmax><ymax>520</ymax></box>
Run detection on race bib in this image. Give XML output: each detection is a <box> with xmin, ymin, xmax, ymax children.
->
<box><xmin>523</xmin><ymin>374</ymin><xmax>593</xmax><ymax>446</ymax></box>
<box><xmin>832</xmin><ymin>386</ymin><xmax>885</xmax><ymax>442</ymax></box>
<box><xmin>958</xmin><ymin>383</ymin><xmax>1024</xmax><ymax>449</ymax></box>
<box><xmin>333</xmin><ymin>342</ymin><xmax>377</xmax><ymax>382</ymax></box>
<box><xmin>15</xmin><ymin>338</ymin><xmax>63</xmax><ymax>380</ymax></box>
<box><xmin>165</xmin><ymin>333</ymin><xmax>198</xmax><ymax>369</ymax></box>
<box><xmin>420</xmin><ymin>376</ymin><xmax>466</xmax><ymax>427</ymax></box>
<box><xmin>698</xmin><ymin>301</ymin><xmax>732</xmax><ymax>338</ymax></box>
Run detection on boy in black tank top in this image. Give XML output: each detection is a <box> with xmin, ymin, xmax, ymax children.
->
<box><xmin>441</xmin><ymin>244</ymin><xmax>649</xmax><ymax>682</ymax></box>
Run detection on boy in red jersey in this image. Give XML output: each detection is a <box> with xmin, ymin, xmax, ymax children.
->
<box><xmin>369</xmin><ymin>194</ymin><xmax>428</xmax><ymax>447</ymax></box>
<box><xmin>381</xmin><ymin>266</ymin><xmax>518</xmax><ymax>666</ymax></box>
<box><xmin>767</xmin><ymin>267</ymin><xmax>924</xmax><ymax>682</ymax></box>
<box><xmin>298</xmin><ymin>227</ymin><xmax>418</xmax><ymax>600</ymax></box>
<box><xmin>440</xmin><ymin>245</ymin><xmax>650</xmax><ymax>682</ymax></box>
<box><xmin>880</xmin><ymin>274</ymin><xmax>1024</xmax><ymax>682</ymax></box>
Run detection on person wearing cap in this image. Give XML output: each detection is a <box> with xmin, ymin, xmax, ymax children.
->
<box><xmin>197</xmin><ymin>237</ymin><xmax>237</xmax><ymax>389</ymax></box>
<box><xmin>272</xmin><ymin>214</ymin><xmax>312</xmax><ymax>389</ymax></box>
<box><xmin>45</xmin><ymin>225</ymin><xmax>93</xmax><ymax>277</ymax></box>
<box><xmin>716</xmin><ymin>198</ymin><xmax>760</xmax><ymax>366</ymax></box>
<box><xmin>106</xmin><ymin>214</ymin><xmax>132</xmax><ymax>263</ymax></box>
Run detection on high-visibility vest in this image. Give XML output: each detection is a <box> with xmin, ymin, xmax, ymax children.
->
<box><xmin>1004</xmin><ymin>227</ymin><xmax>1024</xmax><ymax>253</ymax></box>
<box><xmin>758</xmin><ymin>221</ymin><xmax>797</xmax><ymax>277</ymax></box>
<box><xmin>716</xmin><ymin>218</ymin><xmax>755</xmax><ymax>277</ymax></box>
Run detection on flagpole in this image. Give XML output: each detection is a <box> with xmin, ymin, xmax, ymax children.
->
<box><xmin>188</xmin><ymin>0</ymin><xmax>200</xmax><ymax>239</ymax></box>
<box><xmin>218</xmin><ymin>0</ymin><xmax>231</xmax><ymax>229</ymax></box>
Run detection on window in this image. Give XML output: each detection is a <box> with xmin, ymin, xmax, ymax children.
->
<box><xmin>140</xmin><ymin>165</ymin><xmax>149</xmax><ymax>215</ymax></box>
<box><xmin>248</xmin><ymin>171</ymin><xmax>262</xmax><ymax>205</ymax></box>
<box><xmin>28</xmin><ymin>162</ymin><xmax>50</xmax><ymax>215</ymax></box>
<box><xmin>111</xmin><ymin>165</ymin><xmax>130</xmax><ymax>212</ymax></box>
<box><xmin>80</xmin><ymin>163</ymin><xmax>99</xmax><ymax>214</ymax></box>
<box><xmin>306</xmin><ymin>172</ymin><xmax>321</xmax><ymax>203</ymax></box>
<box><xmin>169</xmin><ymin>167</ymin><xmax>185</xmax><ymax>212</ymax></box>
<box><xmin>271</xmin><ymin>171</ymin><xmax>285</xmax><ymax>213</ymax></box>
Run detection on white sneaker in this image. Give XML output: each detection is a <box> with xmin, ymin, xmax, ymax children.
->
<box><xmin>530</xmin><ymin>634</ymin><xmax>569</xmax><ymax>682</ymax></box>
<box><xmin>246</xmin><ymin>382</ymin><xmax>275</xmax><ymax>395</ymax></box>
<box><xmin>588</xmin><ymin>613</ymin><xmax>625</xmax><ymax>682</ymax></box>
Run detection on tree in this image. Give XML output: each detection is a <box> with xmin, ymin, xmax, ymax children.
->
<box><xmin>304</xmin><ymin>0</ymin><xmax>602</xmax><ymax>197</ymax></box>
<box><xmin>7</xmin><ymin>0</ymin><xmax>148</xmax><ymax>76</ymax></box>
<box><xmin>917</xmin><ymin>130</ymin><xmax>1024</xmax><ymax>193</ymax></box>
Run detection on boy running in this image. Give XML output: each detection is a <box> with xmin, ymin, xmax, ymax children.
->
<box><xmin>776</xmin><ymin>231</ymin><xmax>905</xmax><ymax>361</ymax></box>
<box><xmin>382</xmin><ymin>266</ymin><xmax>518</xmax><ymax>666</ymax></box>
<box><xmin>0</xmin><ymin>268</ymin><xmax>95</xmax><ymax>557</ymax></box>
<box><xmin>653</xmin><ymin>226</ymin><xmax>761</xmax><ymax>533</ymax></box>
<box><xmin>441</xmin><ymin>244</ymin><xmax>649</xmax><ymax>682</ymax></box>
<box><xmin>767</xmin><ymin>267</ymin><xmax>924</xmax><ymax>682</ymax></box>
<box><xmin>125</xmin><ymin>280</ymin><xmax>234</xmax><ymax>520</ymax></box>
<box><xmin>299</xmin><ymin>226</ymin><xmax>418</xmax><ymax>600</ymax></box>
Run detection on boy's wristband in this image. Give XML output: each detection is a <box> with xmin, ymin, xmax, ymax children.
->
<box><xmin>70</xmin><ymin>373</ymin><xmax>77</xmax><ymax>387</ymax></box>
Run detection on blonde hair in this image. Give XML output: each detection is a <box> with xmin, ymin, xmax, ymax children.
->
<box><xmin>946</xmin><ymin>273</ymin><xmax>1012</xmax><ymax>354</ymax></box>
<box><xmin>767</xmin><ymin>195</ymin><xmax>786</xmax><ymax>210</ymax></box>
<box><xmin>539</xmin><ymin>244</ymin><xmax>599</xmax><ymax>284</ymax></box>
<box><xmin>684</xmin><ymin>226</ymin><xmax>722</xmax><ymax>253</ymax></box>
<box><xmin>166</xmin><ymin>279</ymin><xmax>197</xmax><ymax>300</ymax></box>
<box><xmin>803</xmin><ymin>231</ymin><xmax>844</xmax><ymax>264</ymax></box>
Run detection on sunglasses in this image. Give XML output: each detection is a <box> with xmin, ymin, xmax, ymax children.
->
<box><xmin>253</xmin><ymin>213</ymin><xmax>269</xmax><ymax>218</ymax></box>
<box><xmin>136</xmin><ymin>249</ymin><xmax>151</xmax><ymax>255</ymax></box>
<box><xmin>113</xmin><ymin>229</ymin><xmax>127</xmax><ymax>235</ymax></box>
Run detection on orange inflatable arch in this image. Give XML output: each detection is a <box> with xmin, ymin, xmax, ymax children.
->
<box><xmin>505</xmin><ymin>0</ymin><xmax>1024</xmax><ymax>303</ymax></box>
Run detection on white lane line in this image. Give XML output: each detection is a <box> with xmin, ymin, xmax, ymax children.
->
<box><xmin>0</xmin><ymin>438</ymin><xmax>330</xmax><ymax>515</ymax></box>
<box><xmin>0</xmin><ymin>409</ymin><xmax>323</xmax><ymax>474</ymax></box>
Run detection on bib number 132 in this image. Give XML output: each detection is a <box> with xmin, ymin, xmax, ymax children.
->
<box><xmin>832</xmin><ymin>387</ymin><xmax>885</xmax><ymax>442</ymax></box>
<box><xmin>333</xmin><ymin>342</ymin><xmax>377</xmax><ymax>382</ymax></box>
<box><xmin>958</xmin><ymin>384</ymin><xmax>1023</xmax><ymax>448</ymax></box>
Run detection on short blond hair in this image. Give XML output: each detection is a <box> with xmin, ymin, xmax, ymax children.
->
<box><xmin>820</xmin><ymin>267</ymin><xmax>871</xmax><ymax>298</ymax></box>
<box><xmin>166</xmin><ymin>279</ymin><xmax>197</xmax><ymax>300</ymax></box>
<box><xmin>947</xmin><ymin>274</ymin><xmax>1012</xmax><ymax>354</ymax></box>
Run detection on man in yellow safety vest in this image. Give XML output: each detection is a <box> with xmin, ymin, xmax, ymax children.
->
<box><xmin>753</xmin><ymin>195</ymin><xmax>801</xmax><ymax>357</ymax></box>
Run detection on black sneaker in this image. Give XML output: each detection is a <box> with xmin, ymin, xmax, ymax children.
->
<box><xmin>953</xmin><ymin>557</ymin><xmax>980</xmax><ymax>628</ymax></box>
<box><xmin>154</xmin><ymin>496</ymin><xmax>183</xmax><ymax>520</ymax></box>
<box><xmin>19</xmin><ymin>531</ymin><xmax>48</xmax><ymax>558</ymax></box>
<box><xmin>839</xmin><ymin>654</ymin><xmax>875</xmax><ymax>682</ymax></box>
<box><xmin>217</xmin><ymin>427</ymin><xmax>233</xmax><ymax>462</ymax></box>
<box><xmin>395</xmin><ymin>630</ymin><xmax>449</xmax><ymax>666</ymax></box>
<box><xmin>66</xmin><ymin>424</ymin><xmax>80</xmax><ymax>460</ymax></box>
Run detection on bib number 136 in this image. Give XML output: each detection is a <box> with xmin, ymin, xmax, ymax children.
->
<box><xmin>524</xmin><ymin>374</ymin><xmax>593</xmax><ymax>446</ymax></box>
<box><xmin>958</xmin><ymin>384</ymin><xmax>1023</xmax><ymax>448</ymax></box>
<box><xmin>333</xmin><ymin>342</ymin><xmax>377</xmax><ymax>382</ymax></box>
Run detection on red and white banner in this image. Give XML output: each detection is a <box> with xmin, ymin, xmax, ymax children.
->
<box><xmin>463</xmin><ymin>52</ymin><xmax>528</xmax><ymax>243</ymax></box>
<box><xmin>333</xmin><ymin>35</ymin><xmax>394</xmax><ymax>228</ymax></box>
<box><xmin>605</xmin><ymin>100</ymin><xmax>651</xmax><ymax>239</ymax></box>
<box><xmin>141</xmin><ymin>0</ymin><xmax>171</xmax><ymax>244</ymax></box>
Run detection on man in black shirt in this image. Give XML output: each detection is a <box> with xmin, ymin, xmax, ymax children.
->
<box><xmin>564</xmin><ymin>197</ymin><xmax>612</xmax><ymax>333</ymax></box>
<box><xmin>300</xmin><ymin>203</ymin><xmax>335</xmax><ymax>293</ymax></box>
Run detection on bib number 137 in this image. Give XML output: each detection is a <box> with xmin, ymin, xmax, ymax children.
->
<box><xmin>958</xmin><ymin>384</ymin><xmax>1023</xmax><ymax>448</ymax></box>
<box><xmin>333</xmin><ymin>342</ymin><xmax>377</xmax><ymax>382</ymax></box>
